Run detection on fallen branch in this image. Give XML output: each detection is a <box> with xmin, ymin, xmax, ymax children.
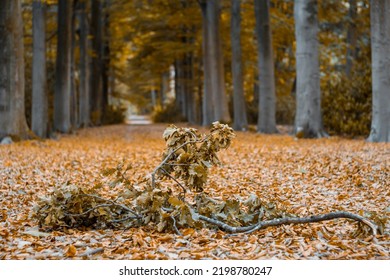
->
<box><xmin>197</xmin><ymin>211</ymin><xmax>378</xmax><ymax>236</ymax></box>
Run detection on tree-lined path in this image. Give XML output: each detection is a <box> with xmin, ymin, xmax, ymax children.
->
<box><xmin>0</xmin><ymin>0</ymin><xmax>389</xmax><ymax>262</ymax></box>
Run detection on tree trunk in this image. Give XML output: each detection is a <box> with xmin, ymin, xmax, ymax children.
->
<box><xmin>90</xmin><ymin>0</ymin><xmax>103</xmax><ymax>125</ymax></box>
<box><xmin>293</xmin><ymin>0</ymin><xmax>327</xmax><ymax>138</ymax></box>
<box><xmin>70</xmin><ymin>0</ymin><xmax>78</xmax><ymax>129</ymax></box>
<box><xmin>200</xmin><ymin>2</ymin><xmax>214</xmax><ymax>126</ymax></box>
<box><xmin>231</xmin><ymin>0</ymin><xmax>248</xmax><ymax>131</ymax></box>
<box><xmin>54</xmin><ymin>0</ymin><xmax>73</xmax><ymax>133</ymax></box>
<box><xmin>174</xmin><ymin>59</ymin><xmax>185</xmax><ymax>117</ymax></box>
<box><xmin>0</xmin><ymin>0</ymin><xmax>29</xmax><ymax>139</ymax></box>
<box><xmin>255</xmin><ymin>0</ymin><xmax>278</xmax><ymax>133</ymax></box>
<box><xmin>160</xmin><ymin>71</ymin><xmax>169</xmax><ymax>108</ymax></box>
<box><xmin>185</xmin><ymin>49</ymin><xmax>197</xmax><ymax>124</ymax></box>
<box><xmin>102</xmin><ymin>0</ymin><xmax>110</xmax><ymax>120</ymax></box>
<box><xmin>31</xmin><ymin>0</ymin><xmax>48</xmax><ymax>138</ymax></box>
<box><xmin>368</xmin><ymin>0</ymin><xmax>390</xmax><ymax>142</ymax></box>
<box><xmin>345</xmin><ymin>0</ymin><xmax>357</xmax><ymax>78</ymax></box>
<box><xmin>200</xmin><ymin>0</ymin><xmax>230</xmax><ymax>125</ymax></box>
<box><xmin>78</xmin><ymin>0</ymin><xmax>90</xmax><ymax>127</ymax></box>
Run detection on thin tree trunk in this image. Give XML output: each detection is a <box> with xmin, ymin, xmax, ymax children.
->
<box><xmin>185</xmin><ymin>48</ymin><xmax>197</xmax><ymax>124</ymax></box>
<box><xmin>174</xmin><ymin>59</ymin><xmax>185</xmax><ymax>117</ymax></box>
<box><xmin>345</xmin><ymin>0</ymin><xmax>357</xmax><ymax>78</ymax></box>
<box><xmin>368</xmin><ymin>0</ymin><xmax>390</xmax><ymax>142</ymax></box>
<box><xmin>102</xmin><ymin>0</ymin><xmax>110</xmax><ymax>120</ymax></box>
<box><xmin>78</xmin><ymin>0</ymin><xmax>90</xmax><ymax>127</ymax></box>
<box><xmin>293</xmin><ymin>0</ymin><xmax>327</xmax><ymax>138</ymax></box>
<box><xmin>90</xmin><ymin>0</ymin><xmax>103</xmax><ymax>125</ymax></box>
<box><xmin>32</xmin><ymin>0</ymin><xmax>48</xmax><ymax>138</ymax></box>
<box><xmin>255</xmin><ymin>0</ymin><xmax>278</xmax><ymax>133</ymax></box>
<box><xmin>0</xmin><ymin>0</ymin><xmax>28</xmax><ymax>139</ymax></box>
<box><xmin>161</xmin><ymin>71</ymin><xmax>169</xmax><ymax>108</ymax></box>
<box><xmin>54</xmin><ymin>0</ymin><xmax>73</xmax><ymax>133</ymax></box>
<box><xmin>231</xmin><ymin>0</ymin><xmax>248</xmax><ymax>131</ymax></box>
<box><xmin>200</xmin><ymin>1</ymin><xmax>214</xmax><ymax>125</ymax></box>
<box><xmin>70</xmin><ymin>0</ymin><xmax>78</xmax><ymax>129</ymax></box>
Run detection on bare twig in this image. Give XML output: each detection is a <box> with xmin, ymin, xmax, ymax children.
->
<box><xmin>78</xmin><ymin>194</ymin><xmax>141</xmax><ymax>219</ymax></box>
<box><xmin>171</xmin><ymin>215</ymin><xmax>182</xmax><ymax>236</ymax></box>
<box><xmin>65</xmin><ymin>203</ymin><xmax>113</xmax><ymax>217</ymax></box>
<box><xmin>160</xmin><ymin>168</ymin><xmax>187</xmax><ymax>195</ymax></box>
<box><xmin>110</xmin><ymin>215</ymin><xmax>140</xmax><ymax>223</ymax></box>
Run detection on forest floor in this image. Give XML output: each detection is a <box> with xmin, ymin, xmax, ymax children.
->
<box><xmin>0</xmin><ymin>123</ymin><xmax>389</xmax><ymax>260</ymax></box>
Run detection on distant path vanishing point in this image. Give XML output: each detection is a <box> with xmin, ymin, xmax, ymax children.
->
<box><xmin>126</xmin><ymin>115</ymin><xmax>152</xmax><ymax>125</ymax></box>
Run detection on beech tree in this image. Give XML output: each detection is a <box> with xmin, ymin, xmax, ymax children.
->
<box><xmin>231</xmin><ymin>0</ymin><xmax>248</xmax><ymax>131</ymax></box>
<box><xmin>32</xmin><ymin>0</ymin><xmax>48</xmax><ymax>138</ymax></box>
<box><xmin>78</xmin><ymin>0</ymin><xmax>90</xmax><ymax>127</ymax></box>
<box><xmin>199</xmin><ymin>0</ymin><xmax>231</xmax><ymax>125</ymax></box>
<box><xmin>345</xmin><ymin>0</ymin><xmax>357</xmax><ymax>78</ymax></box>
<box><xmin>0</xmin><ymin>0</ymin><xmax>29</xmax><ymax>139</ymax></box>
<box><xmin>368</xmin><ymin>0</ymin><xmax>390</xmax><ymax>142</ymax></box>
<box><xmin>90</xmin><ymin>0</ymin><xmax>104</xmax><ymax>125</ymax></box>
<box><xmin>293</xmin><ymin>0</ymin><xmax>327</xmax><ymax>138</ymax></box>
<box><xmin>254</xmin><ymin>0</ymin><xmax>278</xmax><ymax>133</ymax></box>
<box><xmin>54</xmin><ymin>0</ymin><xmax>73</xmax><ymax>133</ymax></box>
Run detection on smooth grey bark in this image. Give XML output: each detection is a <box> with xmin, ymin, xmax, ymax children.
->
<box><xmin>78</xmin><ymin>0</ymin><xmax>90</xmax><ymax>127</ymax></box>
<box><xmin>255</xmin><ymin>0</ymin><xmax>278</xmax><ymax>133</ymax></box>
<box><xmin>54</xmin><ymin>0</ymin><xmax>73</xmax><ymax>133</ymax></box>
<box><xmin>199</xmin><ymin>0</ymin><xmax>231</xmax><ymax>125</ymax></box>
<box><xmin>293</xmin><ymin>0</ymin><xmax>327</xmax><ymax>138</ymax></box>
<box><xmin>368</xmin><ymin>0</ymin><xmax>390</xmax><ymax>142</ymax></box>
<box><xmin>90</xmin><ymin>0</ymin><xmax>103</xmax><ymax>125</ymax></box>
<box><xmin>32</xmin><ymin>0</ymin><xmax>48</xmax><ymax>138</ymax></box>
<box><xmin>0</xmin><ymin>0</ymin><xmax>29</xmax><ymax>139</ymax></box>
<box><xmin>231</xmin><ymin>0</ymin><xmax>248</xmax><ymax>131</ymax></box>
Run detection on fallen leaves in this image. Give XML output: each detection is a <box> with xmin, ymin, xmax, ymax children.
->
<box><xmin>0</xmin><ymin>124</ymin><xmax>389</xmax><ymax>259</ymax></box>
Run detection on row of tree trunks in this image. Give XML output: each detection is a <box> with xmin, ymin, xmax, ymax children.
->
<box><xmin>174</xmin><ymin>23</ymin><xmax>199</xmax><ymax>125</ymax></box>
<box><xmin>0</xmin><ymin>0</ymin><xmax>389</xmax><ymax>143</ymax></box>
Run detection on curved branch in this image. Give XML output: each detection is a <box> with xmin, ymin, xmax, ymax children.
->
<box><xmin>65</xmin><ymin>203</ymin><xmax>113</xmax><ymax>217</ymax></box>
<box><xmin>78</xmin><ymin>194</ymin><xmax>141</xmax><ymax>219</ymax></box>
<box><xmin>198</xmin><ymin>211</ymin><xmax>378</xmax><ymax>236</ymax></box>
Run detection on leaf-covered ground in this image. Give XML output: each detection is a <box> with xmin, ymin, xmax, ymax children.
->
<box><xmin>0</xmin><ymin>124</ymin><xmax>389</xmax><ymax>259</ymax></box>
